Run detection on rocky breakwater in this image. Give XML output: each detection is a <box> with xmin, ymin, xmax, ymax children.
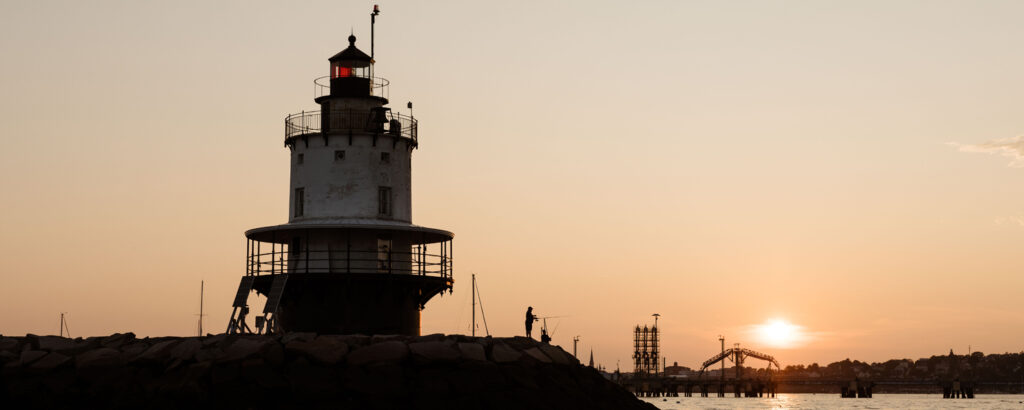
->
<box><xmin>0</xmin><ymin>332</ymin><xmax>654</xmax><ymax>409</ymax></box>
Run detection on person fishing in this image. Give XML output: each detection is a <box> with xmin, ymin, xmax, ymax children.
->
<box><xmin>525</xmin><ymin>306</ymin><xmax>537</xmax><ymax>338</ymax></box>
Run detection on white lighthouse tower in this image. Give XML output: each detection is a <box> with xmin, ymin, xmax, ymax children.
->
<box><xmin>227</xmin><ymin>27</ymin><xmax>453</xmax><ymax>336</ymax></box>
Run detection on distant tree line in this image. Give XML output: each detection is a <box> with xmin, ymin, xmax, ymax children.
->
<box><xmin>769</xmin><ymin>351</ymin><xmax>1024</xmax><ymax>382</ymax></box>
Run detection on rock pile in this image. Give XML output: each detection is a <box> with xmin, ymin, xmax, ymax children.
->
<box><xmin>0</xmin><ymin>333</ymin><xmax>654</xmax><ymax>409</ymax></box>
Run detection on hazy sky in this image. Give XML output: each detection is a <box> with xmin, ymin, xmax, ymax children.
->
<box><xmin>2</xmin><ymin>0</ymin><xmax>1023</xmax><ymax>370</ymax></box>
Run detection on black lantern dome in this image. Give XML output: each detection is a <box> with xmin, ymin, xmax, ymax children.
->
<box><xmin>327</xmin><ymin>35</ymin><xmax>376</xmax><ymax>98</ymax></box>
<box><xmin>330</xmin><ymin>35</ymin><xmax>372</xmax><ymax>71</ymax></box>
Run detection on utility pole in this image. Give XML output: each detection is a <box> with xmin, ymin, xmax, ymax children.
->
<box><xmin>734</xmin><ymin>343</ymin><xmax>742</xmax><ymax>381</ymax></box>
<box><xmin>572</xmin><ymin>335</ymin><xmax>580</xmax><ymax>358</ymax></box>
<box><xmin>197</xmin><ymin>280</ymin><xmax>206</xmax><ymax>337</ymax></box>
<box><xmin>471</xmin><ymin>274</ymin><xmax>476</xmax><ymax>337</ymax></box>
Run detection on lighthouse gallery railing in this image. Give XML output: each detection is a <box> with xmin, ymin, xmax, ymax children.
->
<box><xmin>313</xmin><ymin>75</ymin><xmax>389</xmax><ymax>100</ymax></box>
<box><xmin>284</xmin><ymin>109</ymin><xmax>418</xmax><ymax>143</ymax></box>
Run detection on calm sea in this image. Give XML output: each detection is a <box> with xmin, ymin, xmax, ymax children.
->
<box><xmin>641</xmin><ymin>393</ymin><xmax>1024</xmax><ymax>409</ymax></box>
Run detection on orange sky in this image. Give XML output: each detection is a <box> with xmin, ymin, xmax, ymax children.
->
<box><xmin>2</xmin><ymin>0</ymin><xmax>1024</xmax><ymax>371</ymax></box>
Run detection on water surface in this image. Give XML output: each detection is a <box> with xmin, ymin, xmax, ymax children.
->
<box><xmin>642</xmin><ymin>393</ymin><xmax>1024</xmax><ymax>409</ymax></box>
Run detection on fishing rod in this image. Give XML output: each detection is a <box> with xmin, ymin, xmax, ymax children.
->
<box><xmin>536</xmin><ymin>315</ymin><xmax>571</xmax><ymax>338</ymax></box>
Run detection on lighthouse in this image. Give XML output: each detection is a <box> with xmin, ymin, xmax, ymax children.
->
<box><xmin>226</xmin><ymin>27</ymin><xmax>453</xmax><ymax>336</ymax></box>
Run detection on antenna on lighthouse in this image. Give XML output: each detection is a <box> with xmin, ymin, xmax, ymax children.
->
<box><xmin>370</xmin><ymin>5</ymin><xmax>380</xmax><ymax>60</ymax></box>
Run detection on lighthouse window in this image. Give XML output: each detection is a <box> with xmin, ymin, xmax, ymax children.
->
<box><xmin>333</xmin><ymin>66</ymin><xmax>353</xmax><ymax>78</ymax></box>
<box><xmin>378</xmin><ymin>186</ymin><xmax>392</xmax><ymax>216</ymax></box>
<box><xmin>294</xmin><ymin>188</ymin><xmax>305</xmax><ymax>217</ymax></box>
<box><xmin>335</xmin><ymin>150</ymin><xmax>346</xmax><ymax>161</ymax></box>
<box><xmin>296</xmin><ymin>154</ymin><xmax>304</xmax><ymax>164</ymax></box>
<box><xmin>380</xmin><ymin>152</ymin><xmax>390</xmax><ymax>164</ymax></box>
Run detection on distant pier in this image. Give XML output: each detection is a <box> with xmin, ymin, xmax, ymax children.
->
<box><xmin>616</xmin><ymin>376</ymin><xmax>990</xmax><ymax>398</ymax></box>
<box><xmin>619</xmin><ymin>376</ymin><xmax>777</xmax><ymax>398</ymax></box>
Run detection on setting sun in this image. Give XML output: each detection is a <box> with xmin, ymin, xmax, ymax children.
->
<box><xmin>755</xmin><ymin>319</ymin><xmax>804</xmax><ymax>348</ymax></box>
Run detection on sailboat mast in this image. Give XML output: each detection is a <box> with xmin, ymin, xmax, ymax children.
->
<box><xmin>59</xmin><ymin>313</ymin><xmax>70</xmax><ymax>338</ymax></box>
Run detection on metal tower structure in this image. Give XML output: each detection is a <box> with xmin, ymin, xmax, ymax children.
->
<box><xmin>227</xmin><ymin>8</ymin><xmax>453</xmax><ymax>335</ymax></box>
<box><xmin>632</xmin><ymin>324</ymin><xmax>660</xmax><ymax>375</ymax></box>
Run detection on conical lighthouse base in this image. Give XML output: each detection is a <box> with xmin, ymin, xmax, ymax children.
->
<box><xmin>253</xmin><ymin>273</ymin><xmax>452</xmax><ymax>335</ymax></box>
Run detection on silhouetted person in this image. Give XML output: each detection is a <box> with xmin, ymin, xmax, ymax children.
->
<box><xmin>541</xmin><ymin>327</ymin><xmax>551</xmax><ymax>344</ymax></box>
<box><xmin>525</xmin><ymin>306</ymin><xmax>536</xmax><ymax>338</ymax></box>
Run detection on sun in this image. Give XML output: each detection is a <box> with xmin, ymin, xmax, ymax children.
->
<box><xmin>755</xmin><ymin>319</ymin><xmax>802</xmax><ymax>348</ymax></box>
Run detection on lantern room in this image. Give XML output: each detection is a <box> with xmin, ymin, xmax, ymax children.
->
<box><xmin>328</xmin><ymin>35</ymin><xmax>374</xmax><ymax>98</ymax></box>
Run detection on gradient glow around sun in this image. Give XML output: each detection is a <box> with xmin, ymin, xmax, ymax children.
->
<box><xmin>755</xmin><ymin>319</ymin><xmax>803</xmax><ymax>348</ymax></box>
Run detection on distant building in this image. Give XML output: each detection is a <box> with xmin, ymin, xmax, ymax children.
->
<box><xmin>664</xmin><ymin>361</ymin><xmax>695</xmax><ymax>378</ymax></box>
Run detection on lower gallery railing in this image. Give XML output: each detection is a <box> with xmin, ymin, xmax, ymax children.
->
<box><xmin>245</xmin><ymin>243</ymin><xmax>452</xmax><ymax>279</ymax></box>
